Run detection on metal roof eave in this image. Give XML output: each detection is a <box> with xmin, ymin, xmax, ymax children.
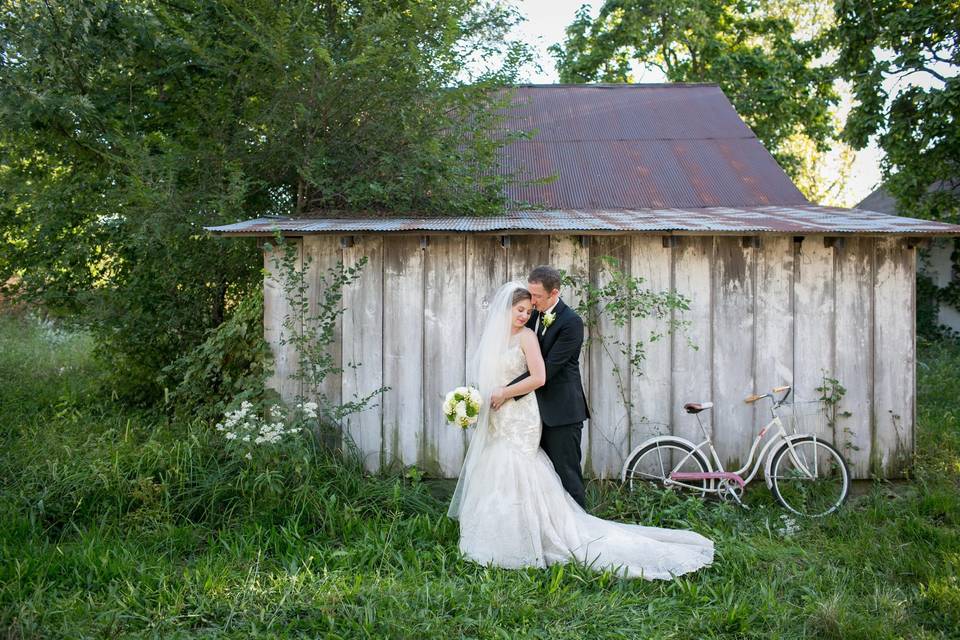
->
<box><xmin>202</xmin><ymin>206</ymin><xmax>960</xmax><ymax>238</ymax></box>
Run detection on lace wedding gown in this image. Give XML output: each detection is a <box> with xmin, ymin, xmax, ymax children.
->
<box><xmin>457</xmin><ymin>334</ymin><xmax>714</xmax><ymax>580</ymax></box>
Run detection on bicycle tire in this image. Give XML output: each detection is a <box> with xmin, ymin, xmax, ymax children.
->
<box><xmin>622</xmin><ymin>438</ymin><xmax>712</xmax><ymax>495</ymax></box>
<box><xmin>769</xmin><ymin>436</ymin><xmax>850</xmax><ymax>517</ymax></box>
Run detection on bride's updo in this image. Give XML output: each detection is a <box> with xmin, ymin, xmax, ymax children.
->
<box><xmin>512</xmin><ymin>287</ymin><xmax>531</xmax><ymax>305</ymax></box>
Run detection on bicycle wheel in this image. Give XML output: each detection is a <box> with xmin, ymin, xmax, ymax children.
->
<box><xmin>769</xmin><ymin>436</ymin><xmax>850</xmax><ymax>517</ymax></box>
<box><xmin>622</xmin><ymin>438</ymin><xmax>712</xmax><ymax>495</ymax></box>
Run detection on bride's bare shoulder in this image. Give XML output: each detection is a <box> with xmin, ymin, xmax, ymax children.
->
<box><xmin>519</xmin><ymin>327</ymin><xmax>538</xmax><ymax>343</ymax></box>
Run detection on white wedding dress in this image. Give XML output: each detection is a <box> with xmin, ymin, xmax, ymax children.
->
<box><xmin>454</xmin><ymin>332</ymin><xmax>714</xmax><ymax>580</ymax></box>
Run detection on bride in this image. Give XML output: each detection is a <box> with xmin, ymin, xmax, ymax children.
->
<box><xmin>448</xmin><ymin>281</ymin><xmax>714</xmax><ymax>580</ymax></box>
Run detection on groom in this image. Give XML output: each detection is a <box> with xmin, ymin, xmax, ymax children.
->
<box><xmin>493</xmin><ymin>265</ymin><xmax>591</xmax><ymax>508</ymax></box>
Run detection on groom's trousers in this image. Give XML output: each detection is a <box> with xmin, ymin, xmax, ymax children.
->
<box><xmin>540</xmin><ymin>422</ymin><xmax>587</xmax><ymax>509</ymax></box>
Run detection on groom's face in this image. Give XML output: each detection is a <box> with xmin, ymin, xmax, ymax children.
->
<box><xmin>528</xmin><ymin>281</ymin><xmax>559</xmax><ymax>311</ymax></box>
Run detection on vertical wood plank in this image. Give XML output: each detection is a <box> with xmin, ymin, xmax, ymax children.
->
<box><xmin>793</xmin><ymin>237</ymin><xmax>836</xmax><ymax>448</ymax></box>
<box><xmin>629</xmin><ymin>236</ymin><xmax>673</xmax><ymax>456</ymax></box>
<box><xmin>423</xmin><ymin>236</ymin><xmax>467</xmax><ymax>477</ymax></box>
<box><xmin>754</xmin><ymin>236</ymin><xmax>795</xmax><ymax>412</ymax></box>
<box><xmin>303</xmin><ymin>235</ymin><xmax>343</xmax><ymax>447</ymax></box>
<box><xmin>754</xmin><ymin>236</ymin><xmax>794</xmax><ymax>478</ymax></box>
<box><xmin>382</xmin><ymin>236</ymin><xmax>424</xmax><ymax>471</ymax></box>
<box><xmin>549</xmin><ymin>235</ymin><xmax>592</xmax><ymax>474</ymax></box>
<box><xmin>873</xmin><ymin>238</ymin><xmax>915</xmax><ymax>477</ymax></box>
<box><xmin>587</xmin><ymin>236</ymin><xmax>632</xmax><ymax>478</ymax></box>
<box><xmin>671</xmin><ymin>237</ymin><xmax>714</xmax><ymax>446</ymax></box>
<box><xmin>507</xmin><ymin>235</ymin><xmax>550</xmax><ymax>283</ymax></box>
<box><xmin>342</xmin><ymin>236</ymin><xmax>384</xmax><ymax>473</ymax></box>
<box><xmin>263</xmin><ymin>238</ymin><xmax>302</xmax><ymax>404</ymax></box>
<box><xmin>465</xmin><ymin>235</ymin><xmax>508</xmax><ymax>473</ymax></box>
<box><xmin>466</xmin><ymin>236</ymin><xmax>508</xmax><ymax>385</ymax></box>
<box><xmin>834</xmin><ymin>237</ymin><xmax>873</xmax><ymax>478</ymax></box>
<box><xmin>712</xmin><ymin>237</ymin><xmax>756</xmax><ymax>470</ymax></box>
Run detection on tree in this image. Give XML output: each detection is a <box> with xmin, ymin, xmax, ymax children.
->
<box><xmin>0</xmin><ymin>0</ymin><xmax>529</xmax><ymax>402</ymax></box>
<box><xmin>832</xmin><ymin>0</ymin><xmax>959</xmax><ymax>223</ymax></box>
<box><xmin>549</xmin><ymin>0</ymin><xmax>840</xmax><ymax>186</ymax></box>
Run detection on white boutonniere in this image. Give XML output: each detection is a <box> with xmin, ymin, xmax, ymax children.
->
<box><xmin>542</xmin><ymin>311</ymin><xmax>556</xmax><ymax>329</ymax></box>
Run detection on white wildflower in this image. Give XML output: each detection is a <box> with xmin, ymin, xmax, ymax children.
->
<box><xmin>225</xmin><ymin>432</ymin><xmax>237</xmax><ymax>440</ymax></box>
<box><xmin>244</xmin><ymin>452</ymin><xmax>252</xmax><ymax>460</ymax></box>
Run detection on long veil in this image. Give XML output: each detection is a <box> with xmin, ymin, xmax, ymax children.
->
<box><xmin>447</xmin><ymin>280</ymin><xmax>527</xmax><ymax>519</ymax></box>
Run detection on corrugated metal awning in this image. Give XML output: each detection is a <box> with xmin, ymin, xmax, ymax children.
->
<box><xmin>203</xmin><ymin>205</ymin><xmax>960</xmax><ymax>236</ymax></box>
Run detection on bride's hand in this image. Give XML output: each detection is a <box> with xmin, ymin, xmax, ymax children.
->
<box><xmin>490</xmin><ymin>387</ymin><xmax>507</xmax><ymax>410</ymax></box>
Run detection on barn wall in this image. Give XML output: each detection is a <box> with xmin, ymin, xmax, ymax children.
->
<box><xmin>265</xmin><ymin>234</ymin><xmax>916</xmax><ymax>479</ymax></box>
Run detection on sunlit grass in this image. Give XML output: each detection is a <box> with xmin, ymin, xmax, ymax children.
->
<box><xmin>1</xmin><ymin>313</ymin><xmax>959</xmax><ymax>638</ymax></box>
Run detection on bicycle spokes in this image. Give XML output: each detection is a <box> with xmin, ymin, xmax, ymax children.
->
<box><xmin>770</xmin><ymin>439</ymin><xmax>849</xmax><ymax>517</ymax></box>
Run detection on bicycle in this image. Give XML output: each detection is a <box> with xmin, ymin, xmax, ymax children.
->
<box><xmin>620</xmin><ymin>385</ymin><xmax>850</xmax><ymax>517</ymax></box>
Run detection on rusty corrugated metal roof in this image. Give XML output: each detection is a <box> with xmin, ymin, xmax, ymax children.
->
<box><xmin>204</xmin><ymin>205</ymin><xmax>960</xmax><ymax>236</ymax></box>
<box><xmin>203</xmin><ymin>83</ymin><xmax>960</xmax><ymax>237</ymax></box>
<box><xmin>497</xmin><ymin>84</ymin><xmax>808</xmax><ymax>209</ymax></box>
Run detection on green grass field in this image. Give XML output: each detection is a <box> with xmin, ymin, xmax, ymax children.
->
<box><xmin>2</xmin><ymin>312</ymin><xmax>959</xmax><ymax>639</ymax></box>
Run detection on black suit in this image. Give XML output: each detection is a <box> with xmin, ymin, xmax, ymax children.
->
<box><xmin>508</xmin><ymin>298</ymin><xmax>591</xmax><ymax>508</ymax></box>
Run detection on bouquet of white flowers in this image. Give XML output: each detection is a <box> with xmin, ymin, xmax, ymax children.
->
<box><xmin>443</xmin><ymin>386</ymin><xmax>482</xmax><ymax>429</ymax></box>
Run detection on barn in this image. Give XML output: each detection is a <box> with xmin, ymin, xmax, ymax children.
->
<box><xmin>206</xmin><ymin>83</ymin><xmax>960</xmax><ymax>480</ymax></box>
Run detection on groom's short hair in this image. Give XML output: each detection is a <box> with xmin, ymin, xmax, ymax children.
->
<box><xmin>528</xmin><ymin>265</ymin><xmax>562</xmax><ymax>293</ymax></box>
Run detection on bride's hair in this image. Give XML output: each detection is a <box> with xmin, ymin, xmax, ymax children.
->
<box><xmin>511</xmin><ymin>287</ymin><xmax>531</xmax><ymax>305</ymax></box>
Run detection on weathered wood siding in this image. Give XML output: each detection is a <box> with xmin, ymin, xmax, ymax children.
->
<box><xmin>265</xmin><ymin>234</ymin><xmax>916</xmax><ymax>479</ymax></box>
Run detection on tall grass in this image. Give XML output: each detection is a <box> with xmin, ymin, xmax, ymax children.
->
<box><xmin>1</xmin><ymin>312</ymin><xmax>958</xmax><ymax>638</ymax></box>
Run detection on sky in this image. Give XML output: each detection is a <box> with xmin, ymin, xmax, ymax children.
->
<box><xmin>509</xmin><ymin>0</ymin><xmax>890</xmax><ymax>207</ymax></box>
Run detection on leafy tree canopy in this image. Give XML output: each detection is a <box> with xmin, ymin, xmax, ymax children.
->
<box><xmin>831</xmin><ymin>0</ymin><xmax>959</xmax><ymax>223</ymax></box>
<box><xmin>0</xmin><ymin>0</ymin><xmax>529</xmax><ymax>401</ymax></box>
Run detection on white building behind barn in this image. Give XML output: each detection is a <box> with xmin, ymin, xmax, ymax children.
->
<box><xmin>207</xmin><ymin>84</ymin><xmax>960</xmax><ymax>480</ymax></box>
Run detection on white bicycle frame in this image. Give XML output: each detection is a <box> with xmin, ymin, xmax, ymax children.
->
<box><xmin>649</xmin><ymin>395</ymin><xmax>820</xmax><ymax>493</ymax></box>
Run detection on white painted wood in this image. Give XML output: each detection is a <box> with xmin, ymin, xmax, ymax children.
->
<box><xmin>302</xmin><ymin>236</ymin><xmax>343</xmax><ymax>423</ymax></box>
<box><xmin>423</xmin><ymin>236</ymin><xmax>467</xmax><ymax>477</ymax></box>
<box><xmin>262</xmin><ymin>231</ymin><xmax>915</xmax><ymax>480</ymax></box>
<box><xmin>873</xmin><ymin>238</ymin><xmax>915</xmax><ymax>477</ymax></box>
<box><xmin>587</xmin><ymin>237</ymin><xmax>632</xmax><ymax>478</ymax></box>
<box><xmin>793</xmin><ymin>237</ymin><xmax>836</xmax><ymax>450</ymax></box>
<box><xmin>712</xmin><ymin>237</ymin><xmax>755</xmax><ymax>470</ymax></box>
<box><xmin>465</xmin><ymin>235</ymin><xmax>508</xmax><ymax>470</ymax></box>
<box><xmin>382</xmin><ymin>236</ymin><xmax>424</xmax><ymax>471</ymax></box>
<box><xmin>753</xmin><ymin>236</ymin><xmax>794</xmax><ymax>477</ymax></box>
<box><xmin>549</xmin><ymin>235</ymin><xmax>592</xmax><ymax>474</ymax></box>
<box><xmin>671</xmin><ymin>237</ymin><xmax>714</xmax><ymax>446</ymax></box>
<box><xmin>341</xmin><ymin>236</ymin><xmax>384</xmax><ymax>473</ymax></box>
<box><xmin>754</xmin><ymin>236</ymin><xmax>795</xmax><ymax>411</ymax></box>
<box><xmin>263</xmin><ymin>238</ymin><xmax>302</xmax><ymax>404</ymax></box>
<box><xmin>833</xmin><ymin>237</ymin><xmax>873</xmax><ymax>477</ymax></box>
<box><xmin>629</xmin><ymin>236</ymin><xmax>673</xmax><ymax>458</ymax></box>
<box><xmin>507</xmin><ymin>235</ymin><xmax>550</xmax><ymax>284</ymax></box>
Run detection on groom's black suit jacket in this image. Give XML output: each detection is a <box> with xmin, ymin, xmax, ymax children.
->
<box><xmin>509</xmin><ymin>298</ymin><xmax>591</xmax><ymax>427</ymax></box>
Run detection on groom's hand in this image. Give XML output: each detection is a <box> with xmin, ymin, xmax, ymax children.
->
<box><xmin>490</xmin><ymin>387</ymin><xmax>507</xmax><ymax>410</ymax></box>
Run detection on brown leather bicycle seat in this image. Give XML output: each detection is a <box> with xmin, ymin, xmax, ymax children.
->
<box><xmin>684</xmin><ymin>402</ymin><xmax>714</xmax><ymax>414</ymax></box>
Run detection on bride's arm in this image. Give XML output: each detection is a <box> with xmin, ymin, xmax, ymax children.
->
<box><xmin>498</xmin><ymin>329</ymin><xmax>545</xmax><ymax>401</ymax></box>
